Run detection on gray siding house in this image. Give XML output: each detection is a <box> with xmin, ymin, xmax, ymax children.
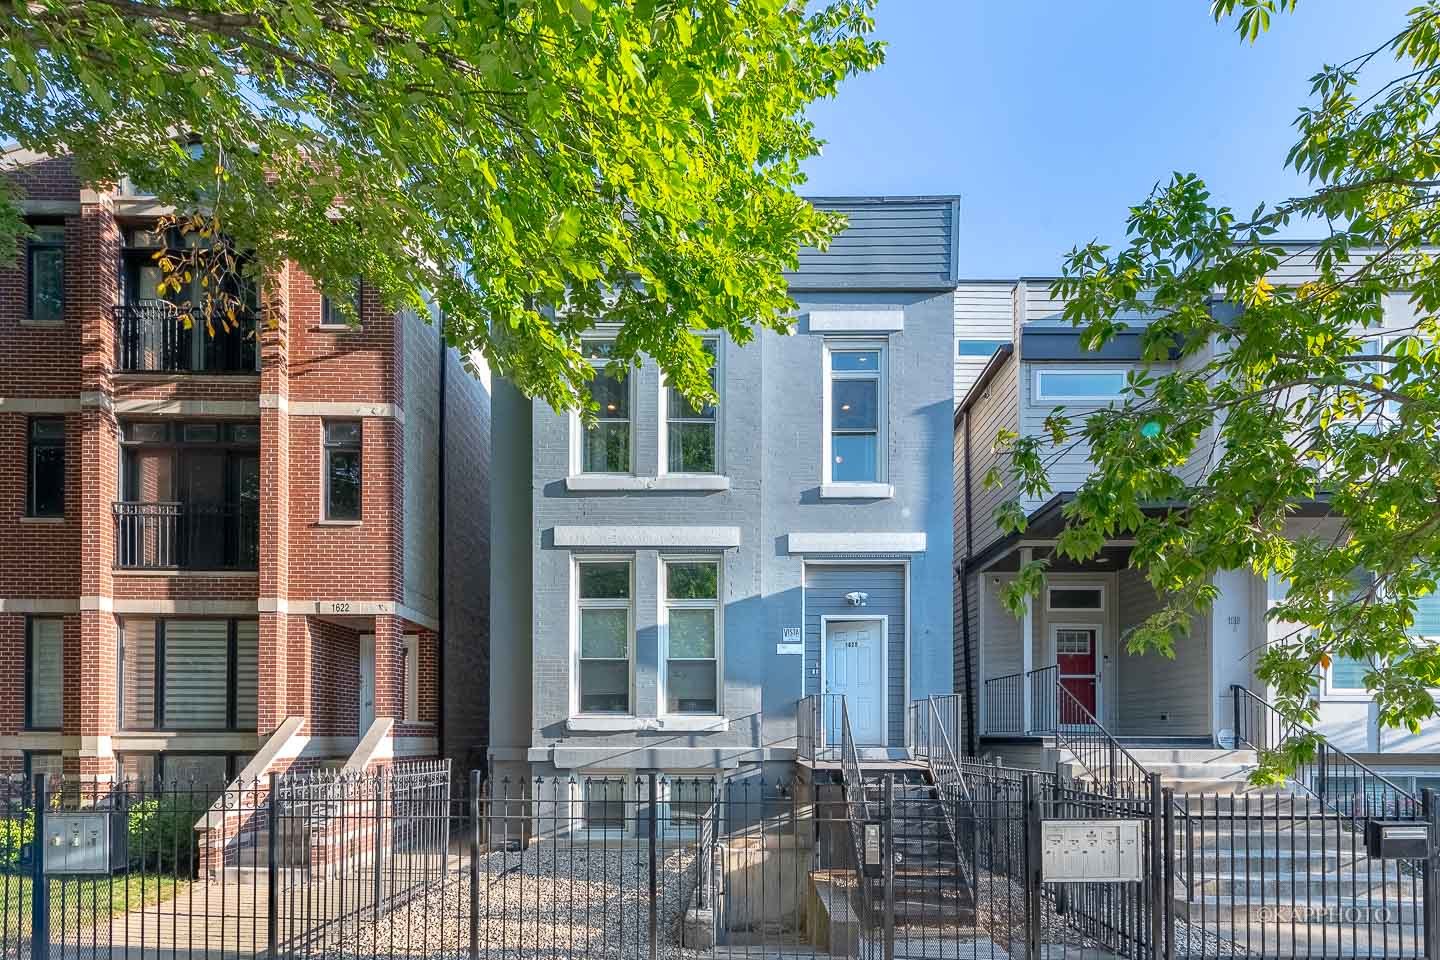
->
<box><xmin>489</xmin><ymin>196</ymin><xmax>960</xmax><ymax>786</ymax></box>
<box><xmin>952</xmin><ymin>269</ymin><xmax>1440</xmax><ymax>791</ymax></box>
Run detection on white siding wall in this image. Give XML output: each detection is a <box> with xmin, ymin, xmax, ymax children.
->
<box><xmin>953</xmin><ymin>282</ymin><xmax>1015</xmax><ymax>405</ymax></box>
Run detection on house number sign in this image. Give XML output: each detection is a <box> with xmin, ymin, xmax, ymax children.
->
<box><xmin>776</xmin><ymin>626</ymin><xmax>803</xmax><ymax>655</ymax></box>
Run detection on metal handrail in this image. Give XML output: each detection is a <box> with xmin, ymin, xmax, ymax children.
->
<box><xmin>1052</xmin><ymin>678</ymin><xmax>1152</xmax><ymax>797</ymax></box>
<box><xmin>1231</xmin><ymin>684</ymin><xmax>1419</xmax><ymax>821</ymax></box>
<box><xmin>839</xmin><ymin>698</ymin><xmax>871</xmax><ymax>875</ymax></box>
<box><xmin>982</xmin><ymin>671</ymin><xmax>1024</xmax><ymax>734</ymax></box>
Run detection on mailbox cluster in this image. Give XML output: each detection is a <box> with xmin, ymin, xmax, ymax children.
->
<box><xmin>1040</xmin><ymin>819</ymin><xmax>1143</xmax><ymax>884</ymax></box>
<box><xmin>41</xmin><ymin>812</ymin><xmax>126</xmax><ymax>875</ymax></box>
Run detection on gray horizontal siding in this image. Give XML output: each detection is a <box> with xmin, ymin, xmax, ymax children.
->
<box><xmin>790</xmin><ymin>199</ymin><xmax>958</xmax><ymax>290</ymax></box>
<box><xmin>962</xmin><ymin>360</ymin><xmax>1021</xmax><ymax>557</ymax></box>
<box><xmin>804</xmin><ymin>564</ymin><xmax>907</xmax><ymax>747</ymax></box>
<box><xmin>954</xmin><ymin>283</ymin><xmax>1015</xmax><ymax>405</ymax></box>
<box><xmin>1115</xmin><ymin>568</ymin><xmax>1210</xmax><ymax>736</ymax></box>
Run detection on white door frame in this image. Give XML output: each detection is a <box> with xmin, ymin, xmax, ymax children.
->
<box><xmin>820</xmin><ymin>614</ymin><xmax>889</xmax><ymax>746</ymax></box>
<box><xmin>1049</xmin><ymin>621</ymin><xmax>1102</xmax><ymax>723</ymax></box>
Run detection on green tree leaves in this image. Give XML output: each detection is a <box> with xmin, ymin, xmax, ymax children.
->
<box><xmin>995</xmin><ymin>3</ymin><xmax>1440</xmax><ymax>768</ymax></box>
<box><xmin>0</xmin><ymin>0</ymin><xmax>882</xmax><ymax>413</ymax></box>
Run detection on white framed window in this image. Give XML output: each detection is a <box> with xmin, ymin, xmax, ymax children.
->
<box><xmin>823</xmin><ymin>341</ymin><xmax>886</xmax><ymax>484</ymax></box>
<box><xmin>1046</xmin><ymin>585</ymin><xmax>1105</xmax><ymax>612</ymax></box>
<box><xmin>577</xmin><ymin>339</ymin><xmax>632</xmax><ymax>474</ymax></box>
<box><xmin>403</xmin><ymin>635</ymin><xmax>420</xmax><ymax>722</ymax></box>
<box><xmin>26</xmin><ymin>617</ymin><xmax>64</xmax><ymax>730</ymax></box>
<box><xmin>662</xmin><ymin>559</ymin><xmax>721</xmax><ymax>715</ymax></box>
<box><xmin>1033</xmin><ymin>368</ymin><xmax>1130</xmax><ymax>402</ymax></box>
<box><xmin>575</xmin><ymin>558</ymin><xmax>633</xmax><ymax>714</ymax></box>
<box><xmin>662</xmin><ymin>339</ymin><xmax>720</xmax><ymax>475</ymax></box>
<box><xmin>662</xmin><ymin>776</ymin><xmax>718</xmax><ymax>836</ymax></box>
<box><xmin>1054</xmin><ymin>628</ymin><xmax>1094</xmax><ymax>656</ymax></box>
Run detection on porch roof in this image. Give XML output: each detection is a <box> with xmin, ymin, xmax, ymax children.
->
<box><xmin>961</xmin><ymin>492</ymin><xmax>1335</xmax><ymax>574</ymax></box>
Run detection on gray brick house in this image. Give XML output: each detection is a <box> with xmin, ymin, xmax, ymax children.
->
<box><xmin>488</xmin><ymin>196</ymin><xmax>961</xmax><ymax>789</ymax></box>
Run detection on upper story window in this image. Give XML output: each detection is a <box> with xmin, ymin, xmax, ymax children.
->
<box><xmin>323</xmin><ymin>421</ymin><xmax>363</xmax><ymax>521</ymax></box>
<box><xmin>1033</xmin><ymin>368</ymin><xmax>1129</xmax><ymax>402</ymax></box>
<box><xmin>824</xmin><ymin>343</ymin><xmax>886</xmax><ymax>484</ymax></box>
<box><xmin>663</xmin><ymin>560</ymin><xmax>721</xmax><ymax>715</ymax></box>
<box><xmin>576</xmin><ymin>559</ymin><xmax>633</xmax><ymax>714</ymax></box>
<box><xmin>27</xmin><ymin>418</ymin><xmax>65</xmax><ymax>518</ymax></box>
<box><xmin>580</xmin><ymin>340</ymin><xmax>631</xmax><ymax>474</ymax></box>
<box><xmin>664</xmin><ymin>340</ymin><xmax>719</xmax><ymax>474</ymax></box>
<box><xmin>321</xmin><ymin>277</ymin><xmax>363</xmax><ymax>327</ymax></box>
<box><xmin>27</xmin><ymin>224</ymin><xmax>64</xmax><ymax>323</ymax></box>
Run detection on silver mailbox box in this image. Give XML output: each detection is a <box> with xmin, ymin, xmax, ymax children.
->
<box><xmin>43</xmin><ymin>811</ymin><xmax>122</xmax><ymax>875</ymax></box>
<box><xmin>1040</xmin><ymin>819</ymin><xmax>1143</xmax><ymax>883</ymax></box>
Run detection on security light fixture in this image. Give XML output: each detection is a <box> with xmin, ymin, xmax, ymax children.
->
<box><xmin>845</xmin><ymin>591</ymin><xmax>869</xmax><ymax>607</ymax></box>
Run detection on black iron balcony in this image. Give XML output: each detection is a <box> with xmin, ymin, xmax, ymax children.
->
<box><xmin>113</xmin><ymin>501</ymin><xmax>259</xmax><ymax>571</ymax></box>
<box><xmin>113</xmin><ymin>300</ymin><xmax>258</xmax><ymax>374</ymax></box>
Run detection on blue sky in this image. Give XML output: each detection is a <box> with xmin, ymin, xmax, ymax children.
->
<box><xmin>801</xmin><ymin>0</ymin><xmax>1414</xmax><ymax>278</ymax></box>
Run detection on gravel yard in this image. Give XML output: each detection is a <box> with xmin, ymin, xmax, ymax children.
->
<box><xmin>339</xmin><ymin>844</ymin><xmax>709</xmax><ymax>959</ymax></box>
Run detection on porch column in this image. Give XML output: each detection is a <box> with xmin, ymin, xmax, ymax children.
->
<box><xmin>1020</xmin><ymin>547</ymin><xmax>1034</xmax><ymax>734</ymax></box>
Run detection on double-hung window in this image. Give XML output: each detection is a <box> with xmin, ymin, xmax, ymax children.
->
<box><xmin>824</xmin><ymin>344</ymin><xmax>885</xmax><ymax>484</ymax></box>
<box><xmin>664</xmin><ymin>340</ymin><xmax>719</xmax><ymax>474</ymax></box>
<box><xmin>26</xmin><ymin>618</ymin><xmax>64</xmax><ymax>730</ymax></box>
<box><xmin>580</xmin><ymin>340</ymin><xmax>631</xmax><ymax>473</ymax></box>
<box><xmin>27</xmin><ymin>224</ymin><xmax>64</xmax><ymax>323</ymax></box>
<box><xmin>323</xmin><ymin>421</ymin><xmax>363</xmax><ymax>520</ymax></box>
<box><xmin>576</xmin><ymin>560</ymin><xmax>633</xmax><ymax>714</ymax></box>
<box><xmin>28</xmin><ymin>418</ymin><xmax>65</xmax><ymax>517</ymax></box>
<box><xmin>664</xmin><ymin>560</ymin><xmax>720</xmax><ymax>714</ymax></box>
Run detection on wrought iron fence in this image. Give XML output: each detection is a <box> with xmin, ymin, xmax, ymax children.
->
<box><xmin>2</xmin><ymin>759</ymin><xmax>1434</xmax><ymax>959</ymax></box>
<box><xmin>798</xmin><ymin>692</ymin><xmax>847</xmax><ymax>763</ymax></box>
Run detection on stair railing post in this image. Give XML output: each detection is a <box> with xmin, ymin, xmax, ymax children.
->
<box><xmin>469</xmin><ymin>770</ymin><xmax>481</xmax><ymax>960</ymax></box>
<box><xmin>882</xmin><ymin>773</ymin><xmax>896</xmax><ymax>960</ymax></box>
<box><xmin>1231</xmin><ymin>685</ymin><xmax>1243</xmax><ymax>748</ymax></box>
<box><xmin>31</xmin><ymin>773</ymin><xmax>48</xmax><ymax>960</ymax></box>
<box><xmin>648</xmin><ymin>773</ymin><xmax>659</xmax><ymax>960</ymax></box>
<box><xmin>267</xmin><ymin>772</ymin><xmax>279</xmax><ymax>960</ymax></box>
<box><xmin>1424</xmin><ymin>788</ymin><xmax>1439</xmax><ymax>960</ymax></box>
<box><xmin>1023</xmin><ymin>773</ymin><xmax>1042</xmax><ymax>960</ymax></box>
<box><xmin>1148</xmin><ymin>774</ymin><xmax>1164</xmax><ymax>960</ymax></box>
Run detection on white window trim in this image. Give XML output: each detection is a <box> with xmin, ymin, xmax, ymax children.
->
<box><xmin>571</xmin><ymin>556</ymin><xmax>635</xmax><ymax>718</ymax></box>
<box><xmin>1046</xmin><ymin>583</ymin><xmax>1106</xmax><ymax>613</ymax></box>
<box><xmin>402</xmin><ymin>634</ymin><xmax>420</xmax><ymax>722</ymax></box>
<box><xmin>659</xmin><ymin>556</ymin><xmax>724</xmax><ymax>718</ymax></box>
<box><xmin>574</xmin><ymin>774</ymin><xmax>633</xmax><ymax>837</ymax></box>
<box><xmin>659</xmin><ymin>337</ymin><xmax>723</xmax><ymax>477</ymax></box>
<box><xmin>1033</xmin><ymin>367</ymin><xmax>1131</xmax><ymax>403</ymax></box>
<box><xmin>571</xmin><ymin>335</ymin><xmax>636</xmax><ymax>477</ymax></box>
<box><xmin>821</xmin><ymin>339</ymin><xmax>888</xmax><ymax>487</ymax></box>
<box><xmin>658</xmin><ymin>774</ymin><xmax>720</xmax><ymax>837</ymax></box>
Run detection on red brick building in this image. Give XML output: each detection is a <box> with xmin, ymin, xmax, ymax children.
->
<box><xmin>0</xmin><ymin>150</ymin><xmax>491</xmax><ymax>786</ymax></box>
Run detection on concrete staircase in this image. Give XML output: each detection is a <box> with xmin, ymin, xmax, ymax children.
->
<box><xmin>862</xmin><ymin>772</ymin><xmax>976</xmax><ymax>927</ymax></box>
<box><xmin>1117</xmin><ymin>746</ymin><xmax>1268</xmax><ymax>794</ymax></box>
<box><xmin>1170</xmin><ymin>792</ymin><xmax>1422</xmax><ymax>957</ymax></box>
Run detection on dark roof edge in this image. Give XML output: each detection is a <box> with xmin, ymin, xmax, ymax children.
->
<box><xmin>954</xmin><ymin>343</ymin><xmax>1016</xmax><ymax>423</ymax></box>
<box><xmin>804</xmin><ymin>194</ymin><xmax>964</xmax><ymax>205</ymax></box>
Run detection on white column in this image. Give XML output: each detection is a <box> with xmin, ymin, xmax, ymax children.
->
<box><xmin>1020</xmin><ymin>547</ymin><xmax>1034</xmax><ymax>734</ymax></box>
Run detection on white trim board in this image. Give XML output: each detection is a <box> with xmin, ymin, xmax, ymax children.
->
<box><xmin>787</xmin><ymin>532</ymin><xmax>926</xmax><ymax>554</ymax></box>
<box><xmin>552</xmin><ymin>526</ymin><xmax>741</xmax><ymax>549</ymax></box>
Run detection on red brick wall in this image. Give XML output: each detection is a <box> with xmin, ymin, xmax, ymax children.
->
<box><xmin>1</xmin><ymin>154</ymin><xmax>462</xmax><ymax>777</ymax></box>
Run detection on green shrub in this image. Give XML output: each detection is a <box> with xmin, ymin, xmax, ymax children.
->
<box><xmin>127</xmin><ymin>798</ymin><xmax>202</xmax><ymax>876</ymax></box>
<box><xmin>0</xmin><ymin>814</ymin><xmax>33</xmax><ymax>872</ymax></box>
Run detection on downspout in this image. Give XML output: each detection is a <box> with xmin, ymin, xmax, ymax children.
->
<box><xmin>436</xmin><ymin>327</ymin><xmax>448</xmax><ymax>759</ymax></box>
<box><xmin>960</xmin><ymin>407</ymin><xmax>977</xmax><ymax>756</ymax></box>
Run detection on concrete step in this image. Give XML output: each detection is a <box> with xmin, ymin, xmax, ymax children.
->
<box><xmin>1121</xmin><ymin>748</ymin><xmax>1259</xmax><ymax>765</ymax></box>
<box><xmin>1172</xmin><ymin>896</ymin><xmax>1423</xmax><ymax>924</ymax></box>
<box><xmin>1185</xmin><ymin>871</ymin><xmax>1420</xmax><ymax>899</ymax></box>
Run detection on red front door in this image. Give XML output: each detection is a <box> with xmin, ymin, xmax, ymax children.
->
<box><xmin>1055</xmin><ymin>626</ymin><xmax>1098</xmax><ymax>723</ymax></box>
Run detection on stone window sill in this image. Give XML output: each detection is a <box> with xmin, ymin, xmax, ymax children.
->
<box><xmin>18</xmin><ymin>516</ymin><xmax>66</xmax><ymax>524</ymax></box>
<box><xmin>565</xmin><ymin>475</ymin><xmax>730</xmax><ymax>493</ymax></box>
<box><xmin>19</xmin><ymin>319</ymin><xmax>65</xmax><ymax>329</ymax></box>
<box><xmin>317</xmin><ymin>519</ymin><xmax>363</xmax><ymax>527</ymax></box>
<box><xmin>566</xmin><ymin>715</ymin><xmax>731</xmax><ymax>733</ymax></box>
<box><xmin>819</xmin><ymin>482</ymin><xmax>894</xmax><ymax>500</ymax></box>
<box><xmin>112</xmin><ymin>569</ymin><xmax>259</xmax><ymax>578</ymax></box>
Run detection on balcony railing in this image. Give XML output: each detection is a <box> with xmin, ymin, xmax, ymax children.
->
<box><xmin>114</xmin><ymin>300</ymin><xmax>258</xmax><ymax>374</ymax></box>
<box><xmin>114</xmin><ymin>501</ymin><xmax>259</xmax><ymax>571</ymax></box>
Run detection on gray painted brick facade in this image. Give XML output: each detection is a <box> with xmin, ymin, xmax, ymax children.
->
<box><xmin>489</xmin><ymin>197</ymin><xmax>960</xmax><ymax>778</ymax></box>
